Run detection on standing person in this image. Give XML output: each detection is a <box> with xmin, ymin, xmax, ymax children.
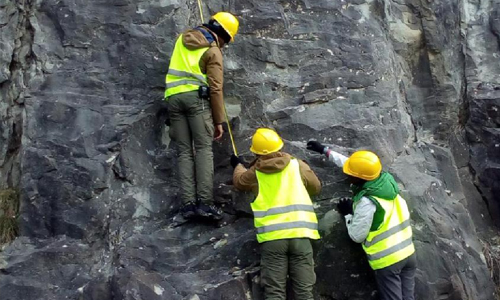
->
<box><xmin>165</xmin><ymin>12</ymin><xmax>239</xmax><ymax>220</ymax></box>
<box><xmin>232</xmin><ymin>128</ymin><xmax>321</xmax><ymax>300</ymax></box>
<box><xmin>306</xmin><ymin>141</ymin><xmax>416</xmax><ymax>300</ymax></box>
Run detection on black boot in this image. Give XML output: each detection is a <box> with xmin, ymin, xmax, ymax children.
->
<box><xmin>180</xmin><ymin>202</ymin><xmax>197</xmax><ymax>219</ymax></box>
<box><xmin>196</xmin><ymin>203</ymin><xmax>223</xmax><ymax>220</ymax></box>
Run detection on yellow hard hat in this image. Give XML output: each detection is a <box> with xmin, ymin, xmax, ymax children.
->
<box><xmin>211</xmin><ymin>12</ymin><xmax>239</xmax><ymax>42</ymax></box>
<box><xmin>250</xmin><ymin>128</ymin><xmax>284</xmax><ymax>155</ymax></box>
<box><xmin>343</xmin><ymin>151</ymin><xmax>382</xmax><ymax>181</ymax></box>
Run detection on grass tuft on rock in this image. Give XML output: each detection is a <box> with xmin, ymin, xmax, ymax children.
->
<box><xmin>482</xmin><ymin>238</ymin><xmax>500</xmax><ymax>299</ymax></box>
<box><xmin>0</xmin><ymin>189</ymin><xmax>19</xmax><ymax>245</ymax></box>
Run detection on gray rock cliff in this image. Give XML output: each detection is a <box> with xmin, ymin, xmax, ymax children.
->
<box><xmin>0</xmin><ymin>0</ymin><xmax>499</xmax><ymax>299</ymax></box>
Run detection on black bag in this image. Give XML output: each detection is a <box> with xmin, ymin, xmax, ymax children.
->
<box><xmin>198</xmin><ymin>86</ymin><xmax>210</xmax><ymax>99</ymax></box>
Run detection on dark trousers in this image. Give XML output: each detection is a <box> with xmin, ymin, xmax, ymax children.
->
<box><xmin>374</xmin><ymin>254</ymin><xmax>417</xmax><ymax>300</ymax></box>
<box><xmin>260</xmin><ymin>238</ymin><xmax>316</xmax><ymax>300</ymax></box>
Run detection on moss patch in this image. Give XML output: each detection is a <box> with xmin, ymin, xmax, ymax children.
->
<box><xmin>0</xmin><ymin>189</ymin><xmax>19</xmax><ymax>245</ymax></box>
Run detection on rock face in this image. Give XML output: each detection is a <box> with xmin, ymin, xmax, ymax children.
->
<box><xmin>0</xmin><ymin>0</ymin><xmax>498</xmax><ymax>299</ymax></box>
<box><xmin>464</xmin><ymin>0</ymin><xmax>500</xmax><ymax>227</ymax></box>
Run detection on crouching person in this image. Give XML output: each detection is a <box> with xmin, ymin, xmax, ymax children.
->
<box><xmin>307</xmin><ymin>141</ymin><xmax>417</xmax><ymax>300</ymax></box>
<box><xmin>231</xmin><ymin>128</ymin><xmax>322</xmax><ymax>300</ymax></box>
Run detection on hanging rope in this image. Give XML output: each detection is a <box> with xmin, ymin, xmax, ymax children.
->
<box><xmin>197</xmin><ymin>0</ymin><xmax>205</xmax><ymax>23</ymax></box>
<box><xmin>195</xmin><ymin>0</ymin><xmax>238</xmax><ymax>156</ymax></box>
<box><xmin>223</xmin><ymin>105</ymin><xmax>238</xmax><ymax>155</ymax></box>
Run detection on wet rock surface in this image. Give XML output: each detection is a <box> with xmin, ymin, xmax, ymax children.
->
<box><xmin>0</xmin><ymin>0</ymin><xmax>499</xmax><ymax>299</ymax></box>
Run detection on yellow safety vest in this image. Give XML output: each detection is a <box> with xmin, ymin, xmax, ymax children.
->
<box><xmin>362</xmin><ymin>195</ymin><xmax>415</xmax><ymax>270</ymax></box>
<box><xmin>252</xmin><ymin>158</ymin><xmax>320</xmax><ymax>243</ymax></box>
<box><xmin>165</xmin><ymin>34</ymin><xmax>209</xmax><ymax>99</ymax></box>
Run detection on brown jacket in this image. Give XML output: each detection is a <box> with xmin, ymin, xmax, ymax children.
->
<box><xmin>181</xmin><ymin>27</ymin><xmax>225</xmax><ymax>124</ymax></box>
<box><xmin>233</xmin><ymin>152</ymin><xmax>322</xmax><ymax>196</ymax></box>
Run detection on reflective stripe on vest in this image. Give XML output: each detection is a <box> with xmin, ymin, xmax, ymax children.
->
<box><xmin>165</xmin><ymin>35</ymin><xmax>209</xmax><ymax>99</ymax></box>
<box><xmin>362</xmin><ymin>195</ymin><xmax>415</xmax><ymax>270</ymax></box>
<box><xmin>166</xmin><ymin>79</ymin><xmax>205</xmax><ymax>89</ymax></box>
<box><xmin>256</xmin><ymin>221</ymin><xmax>318</xmax><ymax>234</ymax></box>
<box><xmin>252</xmin><ymin>204</ymin><xmax>316</xmax><ymax>218</ymax></box>
<box><xmin>168</xmin><ymin>69</ymin><xmax>207</xmax><ymax>83</ymax></box>
<box><xmin>252</xmin><ymin>158</ymin><xmax>320</xmax><ymax>243</ymax></box>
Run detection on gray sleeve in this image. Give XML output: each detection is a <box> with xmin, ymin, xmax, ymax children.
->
<box><xmin>344</xmin><ymin>197</ymin><xmax>376</xmax><ymax>243</ymax></box>
<box><xmin>325</xmin><ymin>149</ymin><xmax>349</xmax><ymax>168</ymax></box>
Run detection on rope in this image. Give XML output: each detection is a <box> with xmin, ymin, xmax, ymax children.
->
<box><xmin>197</xmin><ymin>0</ymin><xmax>205</xmax><ymax>23</ymax></box>
<box><xmin>195</xmin><ymin>0</ymin><xmax>238</xmax><ymax>156</ymax></box>
<box><xmin>224</xmin><ymin>105</ymin><xmax>238</xmax><ymax>156</ymax></box>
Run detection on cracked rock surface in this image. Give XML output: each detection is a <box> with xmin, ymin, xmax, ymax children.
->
<box><xmin>0</xmin><ymin>0</ymin><xmax>499</xmax><ymax>299</ymax></box>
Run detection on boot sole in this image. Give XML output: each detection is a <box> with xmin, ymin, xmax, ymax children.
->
<box><xmin>182</xmin><ymin>211</ymin><xmax>196</xmax><ymax>219</ymax></box>
<box><xmin>196</xmin><ymin>209</ymin><xmax>222</xmax><ymax>220</ymax></box>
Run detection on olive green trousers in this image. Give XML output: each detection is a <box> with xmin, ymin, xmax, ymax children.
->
<box><xmin>167</xmin><ymin>91</ymin><xmax>214</xmax><ymax>205</ymax></box>
<box><xmin>260</xmin><ymin>238</ymin><xmax>316</xmax><ymax>300</ymax></box>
